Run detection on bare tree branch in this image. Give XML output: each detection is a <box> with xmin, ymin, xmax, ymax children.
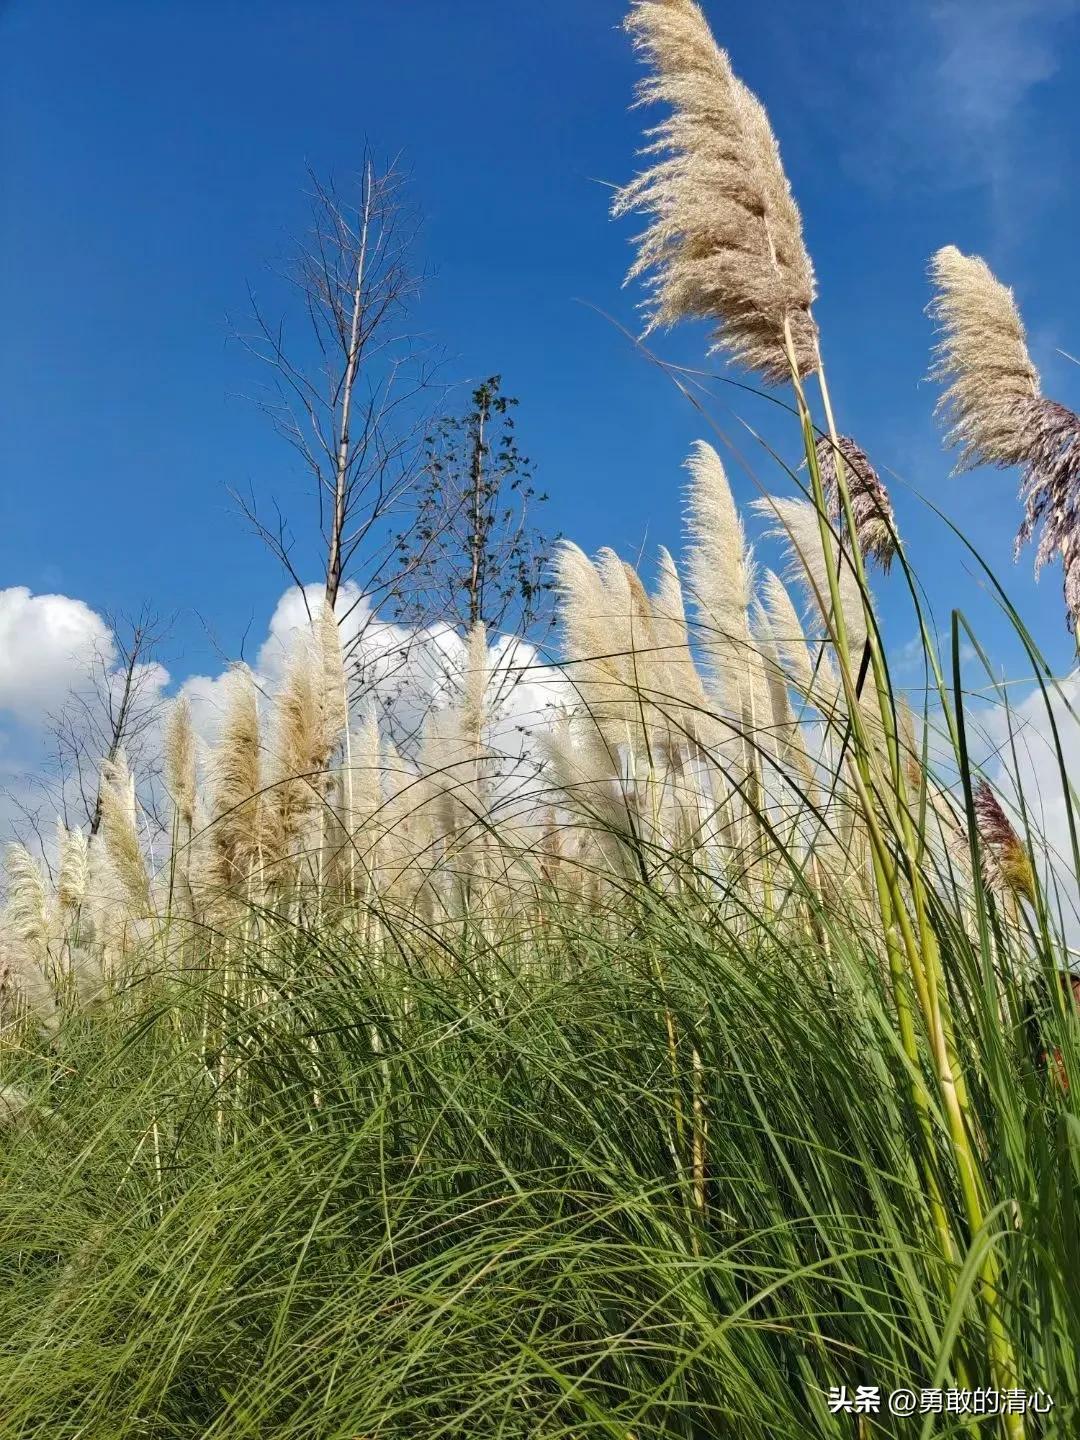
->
<box><xmin>234</xmin><ymin>154</ymin><xmax>444</xmax><ymax>619</ymax></box>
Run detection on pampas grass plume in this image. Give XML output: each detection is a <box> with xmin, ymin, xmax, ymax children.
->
<box><xmin>165</xmin><ymin>697</ymin><xmax>198</xmax><ymax>832</ymax></box>
<box><xmin>973</xmin><ymin>779</ymin><xmax>1036</xmax><ymax>905</ymax></box>
<box><xmin>613</xmin><ymin>0</ymin><xmax>817</xmax><ymax>382</ymax></box>
<box><xmin>751</xmin><ymin>493</ymin><xmax>869</xmax><ymax>660</ymax></box>
<box><xmin>815</xmin><ymin>434</ymin><xmax>898</xmax><ymax>572</ymax></box>
<box><xmin>209</xmin><ymin>665</ymin><xmax>263</xmax><ymax>888</ymax></box>
<box><xmin>56</xmin><ymin>821</ymin><xmax>90</xmax><ymax>913</ymax></box>
<box><xmin>318</xmin><ymin>602</ymin><xmax>348</xmax><ymax>762</ymax></box>
<box><xmin>98</xmin><ymin>753</ymin><xmax>151</xmax><ymax>912</ymax></box>
<box><xmin>4</xmin><ymin>843</ymin><xmax>50</xmax><ymax>956</ymax></box>
<box><xmin>930</xmin><ymin>244</ymin><xmax>1080</xmax><ymax>630</ymax></box>
<box><xmin>685</xmin><ymin>440</ymin><xmax>766</xmax><ymax>725</ymax></box>
<box><xmin>928</xmin><ymin>245</ymin><xmax>1038</xmax><ymax>472</ymax></box>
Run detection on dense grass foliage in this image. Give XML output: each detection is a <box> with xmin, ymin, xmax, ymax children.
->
<box><xmin>1</xmin><ymin>897</ymin><xmax>1077</xmax><ymax>1437</ymax></box>
<box><xmin>4</xmin><ymin>5</ymin><xmax>1080</xmax><ymax>1436</ymax></box>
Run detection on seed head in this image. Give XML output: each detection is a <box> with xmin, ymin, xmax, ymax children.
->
<box><xmin>929</xmin><ymin>245</ymin><xmax>1080</xmax><ymax>631</ymax></box>
<box><xmin>973</xmin><ymin>779</ymin><xmax>1036</xmax><ymax>905</ymax></box>
<box><xmin>815</xmin><ymin>434</ymin><xmax>898</xmax><ymax>572</ymax></box>
<box><xmin>613</xmin><ymin>0</ymin><xmax>817</xmax><ymax>383</ymax></box>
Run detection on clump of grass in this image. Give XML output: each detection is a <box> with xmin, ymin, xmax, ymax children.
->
<box><xmin>2</xmin><ymin>3</ymin><xmax>1080</xmax><ymax>1437</ymax></box>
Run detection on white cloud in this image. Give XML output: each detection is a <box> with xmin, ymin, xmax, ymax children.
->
<box><xmin>929</xmin><ymin>0</ymin><xmax>1071</xmax><ymax>134</ymax></box>
<box><xmin>977</xmin><ymin>669</ymin><xmax>1080</xmax><ymax>853</ymax></box>
<box><xmin>0</xmin><ymin>587</ymin><xmax>113</xmax><ymax>722</ymax></box>
<box><xmin>803</xmin><ymin>0</ymin><xmax>1078</xmax><ymax>234</ymax></box>
<box><xmin>175</xmin><ymin>583</ymin><xmax>569</xmax><ymax>774</ymax></box>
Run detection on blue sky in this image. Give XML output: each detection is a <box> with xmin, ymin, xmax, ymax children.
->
<box><xmin>3</xmin><ymin>0</ymin><xmax>1080</xmax><ymax>699</ymax></box>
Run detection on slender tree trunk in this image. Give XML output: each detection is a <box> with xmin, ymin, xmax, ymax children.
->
<box><xmin>325</xmin><ymin>168</ymin><xmax>373</xmax><ymax>611</ymax></box>
<box><xmin>466</xmin><ymin>389</ymin><xmax>490</xmax><ymax>629</ymax></box>
<box><xmin>89</xmin><ymin>646</ymin><xmax>140</xmax><ymax>837</ymax></box>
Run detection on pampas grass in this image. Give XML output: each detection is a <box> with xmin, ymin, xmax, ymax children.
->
<box><xmin>973</xmin><ymin>778</ymin><xmax>1037</xmax><ymax>907</ymax></box>
<box><xmin>930</xmin><ymin>244</ymin><xmax>1080</xmax><ymax>631</ymax></box>
<box><xmin>164</xmin><ymin>696</ymin><xmax>197</xmax><ymax>833</ymax></box>
<box><xmin>98</xmin><ymin>753</ymin><xmax>152</xmax><ymax>916</ymax></box>
<box><xmin>3</xmin><ymin>13</ymin><xmax>1078</xmax><ymax>1436</ymax></box>
<box><xmin>750</xmin><ymin>493</ymin><xmax>868</xmax><ymax>662</ymax></box>
<box><xmin>56</xmin><ymin>821</ymin><xmax>90</xmax><ymax>916</ymax></box>
<box><xmin>3</xmin><ymin>843</ymin><xmax>50</xmax><ymax>960</ymax></box>
<box><xmin>318</xmin><ymin>601</ymin><xmax>348</xmax><ymax>762</ymax></box>
<box><xmin>928</xmin><ymin>245</ymin><xmax>1039</xmax><ymax>472</ymax></box>
<box><xmin>613</xmin><ymin>0</ymin><xmax>817</xmax><ymax>382</ymax></box>
<box><xmin>1015</xmin><ymin>399</ymin><xmax>1080</xmax><ymax>632</ymax></box>
<box><xmin>815</xmin><ymin>433</ymin><xmax>898</xmax><ymax>572</ymax></box>
<box><xmin>684</xmin><ymin>440</ymin><xmax>770</xmax><ymax>743</ymax></box>
<box><xmin>207</xmin><ymin>665</ymin><xmax>263</xmax><ymax>894</ymax></box>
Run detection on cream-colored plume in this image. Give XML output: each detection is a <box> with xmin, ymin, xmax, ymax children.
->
<box><xmin>752</xmin><ymin>602</ymin><xmax>799</xmax><ymax>772</ymax></box>
<box><xmin>930</xmin><ymin>245</ymin><xmax>1080</xmax><ymax>632</ymax></box>
<box><xmin>208</xmin><ymin>665</ymin><xmax>263</xmax><ymax>891</ymax></box>
<box><xmin>751</xmin><ymin>494</ymin><xmax>869</xmax><ymax>662</ymax></box>
<box><xmin>264</xmin><ymin>630</ymin><xmax>334</xmax><ymax>870</ymax></box>
<box><xmin>760</xmin><ymin>569</ymin><xmax>815</xmax><ymax>701</ymax></box>
<box><xmin>3</xmin><ymin>843</ymin><xmax>61</xmax><ymax>1031</ymax></box>
<box><xmin>164</xmin><ymin>696</ymin><xmax>198</xmax><ymax>833</ymax></box>
<box><xmin>378</xmin><ymin>741</ymin><xmax>438</xmax><ymax>918</ymax></box>
<box><xmin>650</xmin><ymin>545</ymin><xmax>710</xmax><ymax>741</ymax></box>
<box><xmin>98</xmin><ymin>753</ymin><xmax>151</xmax><ymax>912</ymax></box>
<box><xmin>4</xmin><ymin>843</ymin><xmax>51</xmax><ymax>961</ymax></box>
<box><xmin>555</xmin><ymin>541</ymin><xmax>637</xmax><ymax>745</ymax></box>
<box><xmin>344</xmin><ymin>709</ymin><xmax>382</xmax><ymax>864</ymax></box>
<box><xmin>541</xmin><ymin>716</ymin><xmax>635</xmax><ymax>879</ymax></box>
<box><xmin>928</xmin><ymin>245</ymin><xmax>1039</xmax><ymax>472</ymax></box>
<box><xmin>56</xmin><ymin>821</ymin><xmax>90</xmax><ymax>914</ymax></box>
<box><xmin>318</xmin><ymin>602</ymin><xmax>348</xmax><ymax>761</ymax></box>
<box><xmin>685</xmin><ymin>441</ymin><xmax>770</xmax><ymax>745</ymax></box>
<box><xmin>613</xmin><ymin>0</ymin><xmax>817</xmax><ymax>382</ymax></box>
<box><xmin>461</xmin><ymin>622</ymin><xmax>491</xmax><ymax>748</ymax></box>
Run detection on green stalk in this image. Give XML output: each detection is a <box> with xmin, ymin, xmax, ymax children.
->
<box><xmin>812</xmin><ymin>350</ymin><xmax>1022</xmax><ymax>1429</ymax></box>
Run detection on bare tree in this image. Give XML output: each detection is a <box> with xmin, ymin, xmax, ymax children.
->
<box><xmin>7</xmin><ymin>608</ymin><xmax>168</xmax><ymax>857</ymax></box>
<box><xmin>50</xmin><ymin>608</ymin><xmax>168</xmax><ymax>836</ymax></box>
<box><xmin>237</xmin><ymin>154</ymin><xmax>441</xmax><ymax>639</ymax></box>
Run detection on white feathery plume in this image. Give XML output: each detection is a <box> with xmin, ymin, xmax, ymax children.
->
<box><xmin>265</xmin><ymin>638</ymin><xmax>323</xmax><ymax>869</ymax></box>
<box><xmin>596</xmin><ymin>548</ymin><xmax>654</xmax><ymax>740</ymax></box>
<box><xmin>164</xmin><ymin>697</ymin><xmax>198</xmax><ymax>833</ymax></box>
<box><xmin>684</xmin><ymin>441</ymin><xmax>770</xmax><ymax>746</ymax></box>
<box><xmin>555</xmin><ymin>540</ymin><xmax>637</xmax><ymax>744</ymax></box>
<box><xmin>930</xmin><ymin>244</ymin><xmax>1080</xmax><ymax>631</ymax></box>
<box><xmin>612</xmin><ymin>0</ymin><xmax>817</xmax><ymax>383</ymax></box>
<box><xmin>56</xmin><ymin>820</ymin><xmax>90</xmax><ymax>914</ymax></box>
<box><xmin>4</xmin><ymin>843</ymin><xmax>51</xmax><ymax>959</ymax></box>
<box><xmin>98</xmin><ymin>753</ymin><xmax>151</xmax><ymax>912</ymax></box>
<box><xmin>541</xmin><ymin>716</ymin><xmax>636</xmax><ymax>878</ymax></box>
<box><xmin>461</xmin><ymin>622</ymin><xmax>491</xmax><ymax>749</ymax></box>
<box><xmin>752</xmin><ymin>601</ymin><xmax>799</xmax><ymax>771</ymax></box>
<box><xmin>751</xmin><ymin>494</ymin><xmax>868</xmax><ymax>661</ymax></box>
<box><xmin>207</xmin><ymin>664</ymin><xmax>263</xmax><ymax>892</ymax></box>
<box><xmin>651</xmin><ymin>545</ymin><xmax>710</xmax><ymax>732</ymax></box>
<box><xmin>318</xmin><ymin>601</ymin><xmax>348</xmax><ymax>763</ymax></box>
<box><xmin>2</xmin><ymin>844</ymin><xmax>58</xmax><ymax>1031</ymax></box>
<box><xmin>345</xmin><ymin>708</ymin><xmax>382</xmax><ymax>861</ymax></box>
<box><xmin>379</xmin><ymin>740</ymin><xmax>438</xmax><ymax>916</ymax></box>
<box><xmin>760</xmin><ymin>568</ymin><xmax>814</xmax><ymax>701</ymax></box>
<box><xmin>928</xmin><ymin>245</ymin><xmax>1039</xmax><ymax>473</ymax></box>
